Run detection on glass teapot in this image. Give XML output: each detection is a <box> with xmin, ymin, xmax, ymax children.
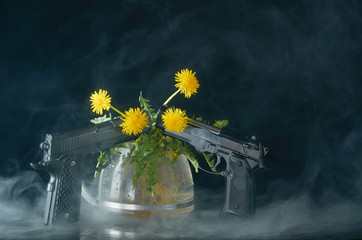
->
<box><xmin>82</xmin><ymin>145</ymin><xmax>194</xmax><ymax>217</ymax></box>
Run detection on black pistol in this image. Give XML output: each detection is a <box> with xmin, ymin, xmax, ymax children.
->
<box><xmin>156</xmin><ymin>106</ymin><xmax>268</xmax><ymax>217</ymax></box>
<box><xmin>31</xmin><ymin>119</ymin><xmax>149</xmax><ymax>225</ymax></box>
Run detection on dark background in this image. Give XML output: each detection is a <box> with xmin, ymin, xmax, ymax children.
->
<box><xmin>1</xmin><ymin>0</ymin><xmax>362</xmax><ymax>239</ymax></box>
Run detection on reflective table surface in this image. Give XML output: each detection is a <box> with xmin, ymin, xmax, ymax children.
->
<box><xmin>1</xmin><ymin>187</ymin><xmax>362</xmax><ymax>240</ymax></box>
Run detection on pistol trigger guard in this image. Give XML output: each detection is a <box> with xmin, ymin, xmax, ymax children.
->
<box><xmin>198</xmin><ymin>165</ymin><xmax>224</xmax><ymax>176</ymax></box>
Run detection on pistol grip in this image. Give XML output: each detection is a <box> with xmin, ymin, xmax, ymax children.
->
<box><xmin>44</xmin><ymin>155</ymin><xmax>82</xmax><ymax>225</ymax></box>
<box><xmin>222</xmin><ymin>160</ymin><xmax>255</xmax><ymax>217</ymax></box>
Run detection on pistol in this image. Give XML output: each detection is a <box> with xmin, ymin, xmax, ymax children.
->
<box><xmin>156</xmin><ymin>106</ymin><xmax>269</xmax><ymax>217</ymax></box>
<box><xmin>30</xmin><ymin>119</ymin><xmax>149</xmax><ymax>225</ymax></box>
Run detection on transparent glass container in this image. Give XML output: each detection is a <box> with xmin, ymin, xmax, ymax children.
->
<box><xmin>97</xmin><ymin>147</ymin><xmax>194</xmax><ymax>217</ymax></box>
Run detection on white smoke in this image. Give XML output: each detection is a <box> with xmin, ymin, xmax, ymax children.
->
<box><xmin>0</xmin><ymin>161</ymin><xmax>47</xmax><ymax>239</ymax></box>
<box><xmin>77</xmin><ymin>186</ymin><xmax>362</xmax><ymax>240</ymax></box>
<box><xmin>1</xmin><ymin>0</ymin><xmax>362</xmax><ymax>239</ymax></box>
<box><xmin>1</xmin><ymin>133</ymin><xmax>362</xmax><ymax>240</ymax></box>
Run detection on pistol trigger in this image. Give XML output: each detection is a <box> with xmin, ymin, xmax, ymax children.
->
<box><xmin>105</xmin><ymin>150</ymin><xmax>111</xmax><ymax>166</ymax></box>
<box><xmin>95</xmin><ymin>149</ymin><xmax>111</xmax><ymax>171</ymax></box>
<box><xmin>215</xmin><ymin>155</ymin><xmax>222</xmax><ymax>168</ymax></box>
<box><xmin>210</xmin><ymin>155</ymin><xmax>222</xmax><ymax>169</ymax></box>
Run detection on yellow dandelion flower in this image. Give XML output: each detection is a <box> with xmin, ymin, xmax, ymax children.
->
<box><xmin>175</xmin><ymin>69</ymin><xmax>200</xmax><ymax>98</ymax></box>
<box><xmin>120</xmin><ymin>108</ymin><xmax>149</xmax><ymax>136</ymax></box>
<box><xmin>161</xmin><ymin>108</ymin><xmax>188</xmax><ymax>132</ymax></box>
<box><xmin>90</xmin><ymin>89</ymin><xmax>111</xmax><ymax>115</ymax></box>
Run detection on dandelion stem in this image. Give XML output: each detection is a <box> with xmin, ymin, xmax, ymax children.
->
<box><xmin>110</xmin><ymin>105</ymin><xmax>123</xmax><ymax>115</ymax></box>
<box><xmin>163</xmin><ymin>89</ymin><xmax>181</xmax><ymax>106</ymax></box>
